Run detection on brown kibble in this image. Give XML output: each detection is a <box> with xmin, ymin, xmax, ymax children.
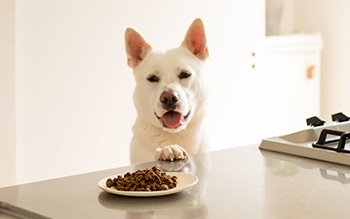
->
<box><xmin>105</xmin><ymin>166</ymin><xmax>178</xmax><ymax>192</ymax></box>
<box><xmin>160</xmin><ymin>184</ymin><xmax>169</xmax><ymax>190</ymax></box>
<box><xmin>165</xmin><ymin>178</ymin><xmax>173</xmax><ymax>185</ymax></box>
<box><xmin>106</xmin><ymin>178</ymin><xmax>115</xmax><ymax>187</ymax></box>
<box><xmin>151</xmin><ymin>184</ymin><xmax>157</xmax><ymax>191</ymax></box>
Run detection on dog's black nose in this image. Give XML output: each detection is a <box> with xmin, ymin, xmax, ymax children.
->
<box><xmin>160</xmin><ymin>90</ymin><xmax>179</xmax><ymax>110</ymax></box>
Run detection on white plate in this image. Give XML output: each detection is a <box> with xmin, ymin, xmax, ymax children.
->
<box><xmin>98</xmin><ymin>172</ymin><xmax>198</xmax><ymax>197</ymax></box>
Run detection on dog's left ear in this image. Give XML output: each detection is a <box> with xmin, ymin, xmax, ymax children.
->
<box><xmin>181</xmin><ymin>18</ymin><xmax>209</xmax><ymax>60</ymax></box>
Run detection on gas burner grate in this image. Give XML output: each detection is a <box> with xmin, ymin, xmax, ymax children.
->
<box><xmin>259</xmin><ymin>112</ymin><xmax>350</xmax><ymax>166</ymax></box>
<box><xmin>312</xmin><ymin>129</ymin><xmax>350</xmax><ymax>153</ymax></box>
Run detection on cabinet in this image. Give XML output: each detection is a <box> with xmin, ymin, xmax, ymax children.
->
<box><xmin>209</xmin><ymin>34</ymin><xmax>323</xmax><ymax>149</ymax></box>
<box><xmin>259</xmin><ymin>34</ymin><xmax>322</xmax><ymax>134</ymax></box>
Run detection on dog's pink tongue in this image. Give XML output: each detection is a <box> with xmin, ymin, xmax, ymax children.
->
<box><xmin>162</xmin><ymin>111</ymin><xmax>182</xmax><ymax>128</ymax></box>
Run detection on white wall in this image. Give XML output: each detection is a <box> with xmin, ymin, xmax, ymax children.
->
<box><xmin>293</xmin><ymin>0</ymin><xmax>350</xmax><ymax>123</ymax></box>
<box><xmin>16</xmin><ymin>0</ymin><xmax>136</xmax><ymax>183</ymax></box>
<box><xmin>14</xmin><ymin>0</ymin><xmax>264</xmax><ymax>184</ymax></box>
<box><xmin>0</xmin><ymin>0</ymin><xmax>16</xmax><ymax>188</ymax></box>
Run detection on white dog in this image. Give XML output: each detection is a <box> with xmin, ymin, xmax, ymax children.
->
<box><xmin>125</xmin><ymin>19</ymin><xmax>209</xmax><ymax>164</ymax></box>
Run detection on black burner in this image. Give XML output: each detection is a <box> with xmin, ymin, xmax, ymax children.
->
<box><xmin>312</xmin><ymin>129</ymin><xmax>350</xmax><ymax>153</ymax></box>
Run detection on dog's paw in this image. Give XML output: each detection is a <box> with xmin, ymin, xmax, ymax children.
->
<box><xmin>155</xmin><ymin>144</ymin><xmax>189</xmax><ymax>161</ymax></box>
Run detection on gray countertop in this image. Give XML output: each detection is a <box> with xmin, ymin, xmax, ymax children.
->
<box><xmin>1</xmin><ymin>145</ymin><xmax>350</xmax><ymax>218</ymax></box>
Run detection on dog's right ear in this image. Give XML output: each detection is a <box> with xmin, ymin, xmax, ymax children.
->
<box><xmin>125</xmin><ymin>28</ymin><xmax>152</xmax><ymax>68</ymax></box>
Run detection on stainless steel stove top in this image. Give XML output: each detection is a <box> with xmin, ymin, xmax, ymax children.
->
<box><xmin>259</xmin><ymin>113</ymin><xmax>350</xmax><ymax>166</ymax></box>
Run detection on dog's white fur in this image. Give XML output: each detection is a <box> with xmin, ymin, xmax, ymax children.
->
<box><xmin>125</xmin><ymin>19</ymin><xmax>209</xmax><ymax>164</ymax></box>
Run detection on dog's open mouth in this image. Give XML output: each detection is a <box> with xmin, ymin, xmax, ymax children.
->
<box><xmin>155</xmin><ymin>111</ymin><xmax>190</xmax><ymax>129</ymax></box>
<box><xmin>162</xmin><ymin>111</ymin><xmax>183</xmax><ymax>128</ymax></box>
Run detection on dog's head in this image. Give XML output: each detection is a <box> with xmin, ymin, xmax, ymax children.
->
<box><xmin>125</xmin><ymin>19</ymin><xmax>209</xmax><ymax>133</ymax></box>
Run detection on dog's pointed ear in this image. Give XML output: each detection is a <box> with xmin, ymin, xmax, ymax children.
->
<box><xmin>125</xmin><ymin>28</ymin><xmax>152</xmax><ymax>68</ymax></box>
<box><xmin>181</xmin><ymin>18</ymin><xmax>209</xmax><ymax>60</ymax></box>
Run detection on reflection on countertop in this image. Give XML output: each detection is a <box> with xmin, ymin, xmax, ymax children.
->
<box><xmin>261</xmin><ymin>148</ymin><xmax>350</xmax><ymax>218</ymax></box>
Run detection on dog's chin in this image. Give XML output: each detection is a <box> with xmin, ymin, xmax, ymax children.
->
<box><xmin>155</xmin><ymin>110</ymin><xmax>190</xmax><ymax>133</ymax></box>
<box><xmin>162</xmin><ymin>124</ymin><xmax>187</xmax><ymax>133</ymax></box>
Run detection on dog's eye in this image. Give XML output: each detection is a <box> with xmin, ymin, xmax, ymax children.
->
<box><xmin>147</xmin><ymin>75</ymin><xmax>159</xmax><ymax>82</ymax></box>
<box><xmin>179</xmin><ymin>71</ymin><xmax>191</xmax><ymax>79</ymax></box>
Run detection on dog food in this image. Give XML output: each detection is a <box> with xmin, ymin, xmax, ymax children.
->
<box><xmin>106</xmin><ymin>166</ymin><xmax>178</xmax><ymax>191</ymax></box>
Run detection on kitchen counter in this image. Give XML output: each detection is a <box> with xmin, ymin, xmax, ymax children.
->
<box><xmin>1</xmin><ymin>145</ymin><xmax>350</xmax><ymax>218</ymax></box>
